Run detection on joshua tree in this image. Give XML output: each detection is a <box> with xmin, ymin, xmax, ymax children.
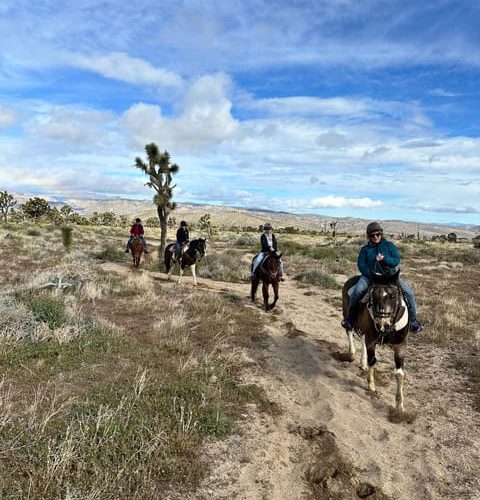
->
<box><xmin>198</xmin><ymin>213</ymin><xmax>216</xmax><ymax>239</ymax></box>
<box><xmin>21</xmin><ymin>197</ymin><xmax>51</xmax><ymax>221</ymax></box>
<box><xmin>134</xmin><ymin>143</ymin><xmax>178</xmax><ymax>253</ymax></box>
<box><xmin>0</xmin><ymin>190</ymin><xmax>17</xmax><ymax>222</ymax></box>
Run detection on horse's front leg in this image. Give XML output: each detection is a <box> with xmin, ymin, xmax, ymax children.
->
<box><xmin>360</xmin><ymin>336</ymin><xmax>368</xmax><ymax>370</ymax></box>
<box><xmin>178</xmin><ymin>265</ymin><xmax>184</xmax><ymax>284</ymax></box>
<box><xmin>367</xmin><ymin>344</ymin><xmax>377</xmax><ymax>394</ymax></box>
<box><xmin>251</xmin><ymin>278</ymin><xmax>259</xmax><ymax>302</ymax></box>
<box><xmin>394</xmin><ymin>345</ymin><xmax>405</xmax><ymax>411</ymax></box>
<box><xmin>191</xmin><ymin>264</ymin><xmax>197</xmax><ymax>286</ymax></box>
<box><xmin>347</xmin><ymin>330</ymin><xmax>356</xmax><ymax>362</ymax></box>
<box><xmin>270</xmin><ymin>281</ymin><xmax>279</xmax><ymax>310</ymax></box>
<box><xmin>262</xmin><ymin>281</ymin><xmax>269</xmax><ymax>310</ymax></box>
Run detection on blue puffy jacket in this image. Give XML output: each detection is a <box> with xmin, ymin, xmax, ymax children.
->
<box><xmin>357</xmin><ymin>238</ymin><xmax>400</xmax><ymax>277</ymax></box>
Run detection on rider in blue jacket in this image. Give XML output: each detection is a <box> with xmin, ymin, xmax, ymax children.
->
<box><xmin>342</xmin><ymin>221</ymin><xmax>423</xmax><ymax>333</ymax></box>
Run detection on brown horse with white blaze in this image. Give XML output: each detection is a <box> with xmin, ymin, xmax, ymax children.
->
<box><xmin>342</xmin><ymin>270</ymin><xmax>410</xmax><ymax>410</ymax></box>
<box><xmin>251</xmin><ymin>252</ymin><xmax>282</xmax><ymax>311</ymax></box>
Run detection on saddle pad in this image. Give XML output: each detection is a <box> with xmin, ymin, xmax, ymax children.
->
<box><xmin>393</xmin><ymin>296</ymin><xmax>409</xmax><ymax>331</ymax></box>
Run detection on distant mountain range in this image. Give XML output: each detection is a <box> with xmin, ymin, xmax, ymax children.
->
<box><xmin>9</xmin><ymin>193</ymin><xmax>480</xmax><ymax>239</ymax></box>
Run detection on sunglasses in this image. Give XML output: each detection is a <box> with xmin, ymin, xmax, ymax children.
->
<box><xmin>370</xmin><ymin>232</ymin><xmax>382</xmax><ymax>238</ymax></box>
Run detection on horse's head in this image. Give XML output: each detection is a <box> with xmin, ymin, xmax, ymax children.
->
<box><xmin>191</xmin><ymin>238</ymin><xmax>207</xmax><ymax>259</ymax></box>
<box><xmin>367</xmin><ymin>280</ymin><xmax>402</xmax><ymax>333</ymax></box>
<box><xmin>265</xmin><ymin>252</ymin><xmax>281</xmax><ymax>280</ymax></box>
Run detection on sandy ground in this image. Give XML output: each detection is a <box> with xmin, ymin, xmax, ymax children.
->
<box><xmin>103</xmin><ymin>261</ymin><xmax>480</xmax><ymax>500</ymax></box>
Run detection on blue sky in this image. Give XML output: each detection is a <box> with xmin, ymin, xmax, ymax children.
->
<box><xmin>1</xmin><ymin>0</ymin><xmax>479</xmax><ymax>224</ymax></box>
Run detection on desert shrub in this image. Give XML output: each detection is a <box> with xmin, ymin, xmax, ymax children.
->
<box><xmin>447</xmin><ymin>232</ymin><xmax>457</xmax><ymax>243</ymax></box>
<box><xmin>294</xmin><ymin>268</ymin><xmax>340</xmax><ymax>289</ymax></box>
<box><xmin>234</xmin><ymin>234</ymin><xmax>257</xmax><ymax>247</ymax></box>
<box><xmin>61</xmin><ymin>226</ymin><xmax>73</xmax><ymax>251</ymax></box>
<box><xmin>198</xmin><ymin>250</ymin><xmax>249</xmax><ymax>282</ymax></box>
<box><xmin>15</xmin><ymin>291</ymin><xmax>67</xmax><ymax>330</ymax></box>
<box><xmin>94</xmin><ymin>245</ymin><xmax>126</xmax><ymax>262</ymax></box>
<box><xmin>26</xmin><ymin>228</ymin><xmax>41</xmax><ymax>236</ymax></box>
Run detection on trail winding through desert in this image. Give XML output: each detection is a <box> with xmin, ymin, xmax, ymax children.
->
<box><xmin>103</xmin><ymin>263</ymin><xmax>480</xmax><ymax>499</ymax></box>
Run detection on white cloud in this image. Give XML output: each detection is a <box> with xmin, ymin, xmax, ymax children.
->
<box><xmin>70</xmin><ymin>52</ymin><xmax>184</xmax><ymax>89</ymax></box>
<box><xmin>0</xmin><ymin>105</ymin><xmax>16</xmax><ymax>128</ymax></box>
<box><xmin>25</xmin><ymin>106</ymin><xmax>116</xmax><ymax>146</ymax></box>
<box><xmin>316</xmin><ymin>131</ymin><xmax>350</xmax><ymax>149</ymax></box>
<box><xmin>121</xmin><ymin>73</ymin><xmax>240</xmax><ymax>150</ymax></box>
<box><xmin>301</xmin><ymin>196</ymin><xmax>383</xmax><ymax>209</ymax></box>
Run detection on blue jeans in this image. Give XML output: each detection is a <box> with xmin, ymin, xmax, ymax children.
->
<box><xmin>252</xmin><ymin>252</ymin><xmax>284</xmax><ymax>275</ymax></box>
<box><xmin>348</xmin><ymin>275</ymin><xmax>417</xmax><ymax>319</ymax></box>
<box><xmin>127</xmin><ymin>235</ymin><xmax>147</xmax><ymax>251</ymax></box>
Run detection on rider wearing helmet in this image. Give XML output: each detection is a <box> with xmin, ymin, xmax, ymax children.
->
<box><xmin>251</xmin><ymin>223</ymin><xmax>284</xmax><ymax>280</ymax></box>
<box><xmin>341</xmin><ymin>221</ymin><xmax>423</xmax><ymax>333</ymax></box>
<box><xmin>125</xmin><ymin>218</ymin><xmax>148</xmax><ymax>253</ymax></box>
<box><xmin>175</xmin><ymin>220</ymin><xmax>190</xmax><ymax>259</ymax></box>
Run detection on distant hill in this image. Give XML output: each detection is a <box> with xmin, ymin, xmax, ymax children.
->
<box><xmin>9</xmin><ymin>193</ymin><xmax>480</xmax><ymax>239</ymax></box>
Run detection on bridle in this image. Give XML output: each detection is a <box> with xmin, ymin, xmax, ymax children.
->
<box><xmin>366</xmin><ymin>283</ymin><xmax>402</xmax><ymax>340</ymax></box>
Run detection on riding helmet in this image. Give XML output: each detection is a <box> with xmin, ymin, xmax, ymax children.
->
<box><xmin>180</xmin><ymin>220</ymin><xmax>188</xmax><ymax>227</ymax></box>
<box><xmin>263</xmin><ymin>223</ymin><xmax>273</xmax><ymax>230</ymax></box>
<box><xmin>135</xmin><ymin>218</ymin><xmax>141</xmax><ymax>223</ymax></box>
<box><xmin>366</xmin><ymin>221</ymin><xmax>383</xmax><ymax>235</ymax></box>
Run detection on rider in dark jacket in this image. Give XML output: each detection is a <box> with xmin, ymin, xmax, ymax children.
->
<box><xmin>251</xmin><ymin>223</ymin><xmax>284</xmax><ymax>280</ymax></box>
<box><xmin>175</xmin><ymin>220</ymin><xmax>190</xmax><ymax>258</ymax></box>
<box><xmin>341</xmin><ymin>221</ymin><xmax>422</xmax><ymax>332</ymax></box>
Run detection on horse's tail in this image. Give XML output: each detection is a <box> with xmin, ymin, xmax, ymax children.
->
<box><xmin>164</xmin><ymin>246</ymin><xmax>172</xmax><ymax>272</ymax></box>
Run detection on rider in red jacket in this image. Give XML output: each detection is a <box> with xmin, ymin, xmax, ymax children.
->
<box><xmin>125</xmin><ymin>218</ymin><xmax>148</xmax><ymax>253</ymax></box>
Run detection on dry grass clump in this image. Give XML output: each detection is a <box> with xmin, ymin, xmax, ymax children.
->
<box><xmin>198</xmin><ymin>248</ymin><xmax>251</xmax><ymax>282</ymax></box>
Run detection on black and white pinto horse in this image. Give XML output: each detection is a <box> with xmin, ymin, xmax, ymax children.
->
<box><xmin>164</xmin><ymin>238</ymin><xmax>207</xmax><ymax>286</ymax></box>
<box><xmin>342</xmin><ymin>270</ymin><xmax>410</xmax><ymax>410</ymax></box>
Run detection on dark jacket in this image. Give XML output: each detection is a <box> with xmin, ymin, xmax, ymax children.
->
<box><xmin>176</xmin><ymin>227</ymin><xmax>189</xmax><ymax>244</ymax></box>
<box><xmin>261</xmin><ymin>233</ymin><xmax>277</xmax><ymax>253</ymax></box>
<box><xmin>130</xmin><ymin>223</ymin><xmax>144</xmax><ymax>236</ymax></box>
<box><xmin>357</xmin><ymin>238</ymin><xmax>400</xmax><ymax>277</ymax></box>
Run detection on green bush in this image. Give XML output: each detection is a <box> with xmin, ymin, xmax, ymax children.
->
<box><xmin>294</xmin><ymin>268</ymin><xmax>340</xmax><ymax>289</ymax></box>
<box><xmin>94</xmin><ymin>245</ymin><xmax>126</xmax><ymax>262</ymax></box>
<box><xmin>61</xmin><ymin>226</ymin><xmax>73</xmax><ymax>251</ymax></box>
<box><xmin>15</xmin><ymin>292</ymin><xmax>67</xmax><ymax>330</ymax></box>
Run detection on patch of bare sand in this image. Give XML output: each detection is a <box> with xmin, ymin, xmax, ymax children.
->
<box><xmin>101</xmin><ymin>264</ymin><xmax>480</xmax><ymax>499</ymax></box>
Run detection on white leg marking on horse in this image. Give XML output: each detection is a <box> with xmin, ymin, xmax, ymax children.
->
<box><xmin>368</xmin><ymin>366</ymin><xmax>376</xmax><ymax>393</ymax></box>
<box><xmin>360</xmin><ymin>337</ymin><xmax>368</xmax><ymax>371</ymax></box>
<box><xmin>178</xmin><ymin>267</ymin><xmax>183</xmax><ymax>284</ymax></box>
<box><xmin>191</xmin><ymin>264</ymin><xmax>197</xmax><ymax>286</ymax></box>
<box><xmin>394</xmin><ymin>368</ymin><xmax>405</xmax><ymax>410</ymax></box>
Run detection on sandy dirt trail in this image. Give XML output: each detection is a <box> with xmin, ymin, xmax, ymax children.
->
<box><xmin>103</xmin><ymin>263</ymin><xmax>480</xmax><ymax>499</ymax></box>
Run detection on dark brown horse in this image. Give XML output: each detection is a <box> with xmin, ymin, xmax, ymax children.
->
<box><xmin>164</xmin><ymin>238</ymin><xmax>207</xmax><ymax>286</ymax></box>
<box><xmin>342</xmin><ymin>271</ymin><xmax>410</xmax><ymax>410</ymax></box>
<box><xmin>129</xmin><ymin>237</ymin><xmax>144</xmax><ymax>268</ymax></box>
<box><xmin>251</xmin><ymin>252</ymin><xmax>282</xmax><ymax>311</ymax></box>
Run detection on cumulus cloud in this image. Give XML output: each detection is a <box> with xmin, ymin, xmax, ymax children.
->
<box><xmin>121</xmin><ymin>73</ymin><xmax>240</xmax><ymax>150</ymax></box>
<box><xmin>25</xmin><ymin>106</ymin><xmax>116</xmax><ymax>146</ymax></box>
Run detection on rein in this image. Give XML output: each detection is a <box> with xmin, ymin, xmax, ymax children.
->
<box><xmin>366</xmin><ymin>284</ymin><xmax>402</xmax><ymax>344</ymax></box>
